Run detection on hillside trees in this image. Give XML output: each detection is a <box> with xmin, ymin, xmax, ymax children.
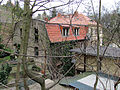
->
<box><xmin>50</xmin><ymin>41</ymin><xmax>75</xmax><ymax>78</ymax></box>
<box><xmin>0</xmin><ymin>63</ymin><xmax>12</xmax><ymax>84</ymax></box>
<box><xmin>101</xmin><ymin>7</ymin><xmax>120</xmax><ymax>47</ymax></box>
<box><xmin>0</xmin><ymin>32</ymin><xmax>12</xmax><ymax>85</ymax></box>
<box><xmin>1</xmin><ymin>0</ymin><xmax>120</xmax><ymax>89</ymax></box>
<box><xmin>100</xmin><ymin>3</ymin><xmax>120</xmax><ymax>89</ymax></box>
<box><xmin>51</xmin><ymin>7</ymin><xmax>57</xmax><ymax>18</ymax></box>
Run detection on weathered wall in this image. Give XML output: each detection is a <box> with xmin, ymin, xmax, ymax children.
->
<box><xmin>0</xmin><ymin>7</ymin><xmax>12</xmax><ymax>23</ymax></box>
<box><xmin>88</xmin><ymin>26</ymin><xmax>103</xmax><ymax>46</ymax></box>
<box><xmin>75</xmin><ymin>54</ymin><xmax>120</xmax><ymax>76</ymax></box>
<box><xmin>13</xmin><ymin>19</ymin><xmax>50</xmax><ymax>69</ymax></box>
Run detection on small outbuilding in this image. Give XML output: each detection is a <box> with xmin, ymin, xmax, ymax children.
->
<box><xmin>70</xmin><ymin>45</ymin><xmax>120</xmax><ymax>76</ymax></box>
<box><xmin>59</xmin><ymin>72</ymin><xmax>120</xmax><ymax>90</ymax></box>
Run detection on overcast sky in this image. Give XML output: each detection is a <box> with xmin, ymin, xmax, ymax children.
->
<box><xmin>1</xmin><ymin>0</ymin><xmax>120</xmax><ymax>17</ymax></box>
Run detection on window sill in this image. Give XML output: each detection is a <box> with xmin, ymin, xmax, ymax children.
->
<box><xmin>62</xmin><ymin>35</ymin><xmax>69</xmax><ymax>37</ymax></box>
<box><xmin>74</xmin><ymin>35</ymin><xmax>79</xmax><ymax>36</ymax></box>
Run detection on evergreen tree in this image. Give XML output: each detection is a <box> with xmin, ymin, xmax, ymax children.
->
<box><xmin>51</xmin><ymin>7</ymin><xmax>57</xmax><ymax>18</ymax></box>
<box><xmin>36</xmin><ymin>14</ymin><xmax>42</xmax><ymax>19</ymax></box>
<box><xmin>42</xmin><ymin>11</ymin><xmax>47</xmax><ymax>20</ymax></box>
<box><xmin>5</xmin><ymin>0</ymin><xmax>13</xmax><ymax>8</ymax></box>
<box><xmin>42</xmin><ymin>11</ymin><xmax>50</xmax><ymax>20</ymax></box>
<box><xmin>13</xmin><ymin>0</ymin><xmax>23</xmax><ymax>19</ymax></box>
<box><xmin>0</xmin><ymin>63</ymin><xmax>12</xmax><ymax>84</ymax></box>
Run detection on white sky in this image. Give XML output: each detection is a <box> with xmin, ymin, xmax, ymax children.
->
<box><xmin>1</xmin><ymin>0</ymin><xmax>120</xmax><ymax>17</ymax></box>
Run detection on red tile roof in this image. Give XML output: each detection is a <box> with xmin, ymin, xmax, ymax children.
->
<box><xmin>45</xmin><ymin>24</ymin><xmax>88</xmax><ymax>43</ymax></box>
<box><xmin>45</xmin><ymin>12</ymin><xmax>96</xmax><ymax>43</ymax></box>
<box><xmin>48</xmin><ymin>13</ymin><xmax>97</xmax><ymax>25</ymax></box>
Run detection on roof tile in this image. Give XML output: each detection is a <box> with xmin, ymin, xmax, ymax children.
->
<box><xmin>46</xmin><ymin>12</ymin><xmax>95</xmax><ymax>43</ymax></box>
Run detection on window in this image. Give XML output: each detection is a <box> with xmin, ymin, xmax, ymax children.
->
<box><xmin>90</xmin><ymin>28</ymin><xmax>93</xmax><ymax>36</ymax></box>
<box><xmin>74</xmin><ymin>28</ymin><xmax>79</xmax><ymax>36</ymax></box>
<box><xmin>34</xmin><ymin>28</ymin><xmax>38</xmax><ymax>43</ymax></box>
<box><xmin>20</xmin><ymin>28</ymin><xmax>22</xmax><ymax>38</ymax></box>
<box><xmin>35</xmin><ymin>35</ymin><xmax>38</xmax><ymax>43</ymax></box>
<box><xmin>62</xmin><ymin>27</ymin><xmax>69</xmax><ymax>36</ymax></box>
<box><xmin>34</xmin><ymin>47</ymin><xmax>39</xmax><ymax>56</ymax></box>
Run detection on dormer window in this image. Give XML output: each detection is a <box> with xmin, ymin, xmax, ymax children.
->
<box><xmin>62</xmin><ymin>27</ymin><xmax>69</xmax><ymax>36</ymax></box>
<box><xmin>74</xmin><ymin>28</ymin><xmax>79</xmax><ymax>36</ymax></box>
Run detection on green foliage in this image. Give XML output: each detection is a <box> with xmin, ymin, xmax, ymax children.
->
<box><xmin>5</xmin><ymin>0</ymin><xmax>13</xmax><ymax>8</ymax></box>
<box><xmin>0</xmin><ymin>23</ymin><xmax>2</xmax><ymax>31</ymax></box>
<box><xmin>0</xmin><ymin>44</ymin><xmax>11</xmax><ymax>58</ymax></box>
<box><xmin>60</xmin><ymin>42</ymin><xmax>75</xmax><ymax>76</ymax></box>
<box><xmin>2</xmin><ymin>0</ymin><xmax>23</xmax><ymax>20</ymax></box>
<box><xmin>32</xmin><ymin>65</ymin><xmax>41</xmax><ymax>72</ymax></box>
<box><xmin>101</xmin><ymin>7</ymin><xmax>120</xmax><ymax>45</ymax></box>
<box><xmin>0</xmin><ymin>44</ymin><xmax>4</xmax><ymax>49</ymax></box>
<box><xmin>51</xmin><ymin>41</ymin><xmax>75</xmax><ymax>76</ymax></box>
<box><xmin>0</xmin><ymin>63</ymin><xmax>12</xmax><ymax>84</ymax></box>
<box><xmin>0</xmin><ymin>23</ymin><xmax>2</xmax><ymax>43</ymax></box>
<box><xmin>12</xmin><ymin>1</ymin><xmax>23</xmax><ymax>19</ymax></box>
<box><xmin>42</xmin><ymin>11</ymin><xmax>50</xmax><ymax>20</ymax></box>
<box><xmin>0</xmin><ymin>41</ymin><xmax>11</xmax><ymax>59</ymax></box>
<box><xmin>51</xmin><ymin>7</ymin><xmax>57</xmax><ymax>18</ymax></box>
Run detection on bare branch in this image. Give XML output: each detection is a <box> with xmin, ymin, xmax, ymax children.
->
<box><xmin>33</xmin><ymin>1</ymin><xmax>49</xmax><ymax>12</ymax></box>
<box><xmin>0</xmin><ymin>49</ymin><xmax>73</xmax><ymax>58</ymax></box>
<box><xmin>32</xmin><ymin>0</ymin><xmax>73</xmax><ymax>14</ymax></box>
<box><xmin>0</xmin><ymin>0</ymin><xmax>3</xmax><ymax>5</ymax></box>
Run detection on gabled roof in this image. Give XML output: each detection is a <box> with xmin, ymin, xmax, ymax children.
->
<box><xmin>70</xmin><ymin>45</ymin><xmax>120</xmax><ymax>58</ymax></box>
<box><xmin>48</xmin><ymin>11</ymin><xmax>97</xmax><ymax>25</ymax></box>
<box><xmin>69</xmin><ymin>74</ymin><xmax>119</xmax><ymax>90</ymax></box>
<box><xmin>45</xmin><ymin>11</ymin><xmax>96</xmax><ymax>43</ymax></box>
<box><xmin>60</xmin><ymin>72</ymin><xmax>119</xmax><ymax>89</ymax></box>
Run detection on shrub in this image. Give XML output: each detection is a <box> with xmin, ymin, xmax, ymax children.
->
<box><xmin>32</xmin><ymin>65</ymin><xmax>41</xmax><ymax>72</ymax></box>
<box><xmin>0</xmin><ymin>63</ymin><xmax>12</xmax><ymax>84</ymax></box>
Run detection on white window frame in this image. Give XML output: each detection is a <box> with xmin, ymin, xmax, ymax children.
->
<box><xmin>62</xmin><ymin>27</ymin><xmax>69</xmax><ymax>36</ymax></box>
<box><xmin>74</xmin><ymin>28</ymin><xmax>79</xmax><ymax>36</ymax></box>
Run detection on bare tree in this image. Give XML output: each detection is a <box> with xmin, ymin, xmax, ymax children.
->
<box><xmin>0</xmin><ymin>0</ymin><xmax>3</xmax><ymax>5</ymax></box>
<box><xmin>1</xmin><ymin>0</ymin><xmax>120</xmax><ymax>90</ymax></box>
<box><xmin>16</xmin><ymin>0</ymin><xmax>76</xmax><ymax>90</ymax></box>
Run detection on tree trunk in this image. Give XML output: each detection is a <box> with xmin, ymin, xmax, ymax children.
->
<box><xmin>94</xmin><ymin>0</ymin><xmax>101</xmax><ymax>90</ymax></box>
<box><xmin>20</xmin><ymin>0</ymin><xmax>46</xmax><ymax>90</ymax></box>
<box><xmin>21</xmin><ymin>0</ymin><xmax>32</xmax><ymax>89</ymax></box>
<box><xmin>15</xmin><ymin>60</ymin><xmax>21</xmax><ymax>90</ymax></box>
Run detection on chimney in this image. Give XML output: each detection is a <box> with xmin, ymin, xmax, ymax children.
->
<box><xmin>57</xmin><ymin>13</ymin><xmax>61</xmax><ymax>17</ymax></box>
<box><xmin>44</xmin><ymin>17</ymin><xmax>48</xmax><ymax>22</ymax></box>
<box><xmin>74</xmin><ymin>11</ymin><xmax>78</xmax><ymax>16</ymax></box>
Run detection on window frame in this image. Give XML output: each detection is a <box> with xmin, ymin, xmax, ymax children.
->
<box><xmin>34</xmin><ymin>28</ymin><xmax>39</xmax><ymax>43</ymax></box>
<box><xmin>74</xmin><ymin>27</ymin><xmax>79</xmax><ymax>36</ymax></box>
<box><xmin>62</xmin><ymin>27</ymin><xmax>69</xmax><ymax>37</ymax></box>
<box><xmin>34</xmin><ymin>47</ymin><xmax>39</xmax><ymax>56</ymax></box>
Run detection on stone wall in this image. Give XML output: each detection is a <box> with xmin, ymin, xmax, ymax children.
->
<box><xmin>75</xmin><ymin>54</ymin><xmax>120</xmax><ymax>76</ymax></box>
<box><xmin>13</xmin><ymin>19</ymin><xmax>50</xmax><ymax>69</ymax></box>
<box><xmin>88</xmin><ymin>26</ymin><xmax>103</xmax><ymax>46</ymax></box>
